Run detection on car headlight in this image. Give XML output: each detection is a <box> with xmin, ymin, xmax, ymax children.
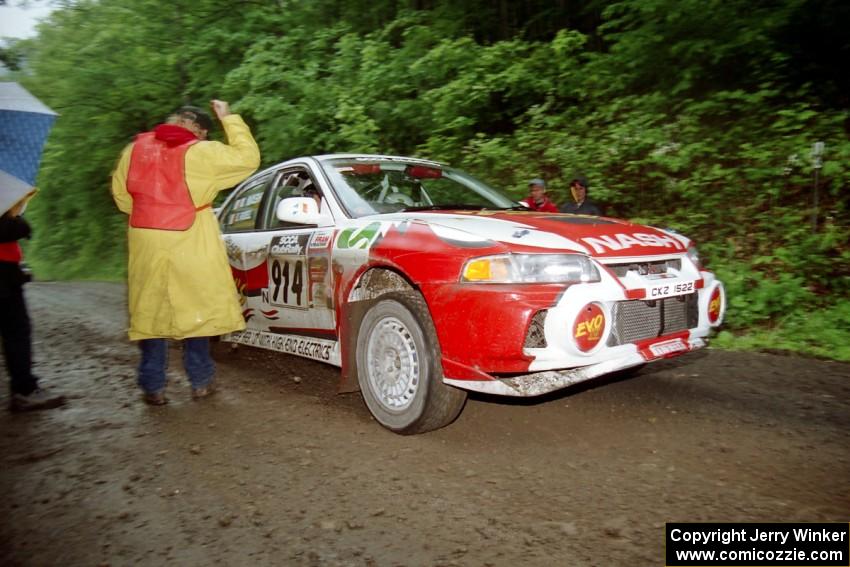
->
<box><xmin>461</xmin><ymin>254</ymin><xmax>600</xmax><ymax>284</ymax></box>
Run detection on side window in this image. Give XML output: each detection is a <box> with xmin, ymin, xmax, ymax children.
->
<box><xmin>219</xmin><ymin>174</ymin><xmax>272</xmax><ymax>233</ymax></box>
<box><xmin>261</xmin><ymin>168</ymin><xmax>322</xmax><ymax>230</ymax></box>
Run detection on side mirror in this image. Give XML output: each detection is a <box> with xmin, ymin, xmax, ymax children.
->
<box><xmin>275</xmin><ymin>197</ymin><xmax>333</xmax><ymax>226</ymax></box>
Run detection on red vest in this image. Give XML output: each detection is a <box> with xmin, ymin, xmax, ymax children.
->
<box><xmin>0</xmin><ymin>242</ymin><xmax>22</xmax><ymax>263</ymax></box>
<box><xmin>126</xmin><ymin>132</ymin><xmax>207</xmax><ymax>230</ymax></box>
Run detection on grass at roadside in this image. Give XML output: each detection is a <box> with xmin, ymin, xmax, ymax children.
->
<box><xmin>712</xmin><ymin>302</ymin><xmax>850</xmax><ymax>362</ymax></box>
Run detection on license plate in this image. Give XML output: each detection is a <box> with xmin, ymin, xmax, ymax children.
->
<box><xmin>647</xmin><ymin>280</ymin><xmax>695</xmax><ymax>299</ymax></box>
<box><xmin>649</xmin><ymin>339</ymin><xmax>687</xmax><ymax>357</ymax></box>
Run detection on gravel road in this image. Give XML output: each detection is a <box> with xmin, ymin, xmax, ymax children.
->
<box><xmin>1</xmin><ymin>282</ymin><xmax>848</xmax><ymax>566</ymax></box>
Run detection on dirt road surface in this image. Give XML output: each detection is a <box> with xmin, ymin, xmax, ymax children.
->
<box><xmin>1</xmin><ymin>282</ymin><xmax>848</xmax><ymax>566</ymax></box>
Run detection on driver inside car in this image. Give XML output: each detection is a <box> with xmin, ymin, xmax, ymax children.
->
<box><xmin>303</xmin><ymin>185</ymin><xmax>322</xmax><ymax>209</ymax></box>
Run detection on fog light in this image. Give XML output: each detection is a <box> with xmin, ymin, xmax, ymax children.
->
<box><xmin>573</xmin><ymin>303</ymin><xmax>605</xmax><ymax>352</ymax></box>
<box><xmin>708</xmin><ymin>286</ymin><xmax>724</xmax><ymax>324</ymax></box>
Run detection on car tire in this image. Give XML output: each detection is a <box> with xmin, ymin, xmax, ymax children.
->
<box><xmin>355</xmin><ymin>291</ymin><xmax>466</xmax><ymax>434</ymax></box>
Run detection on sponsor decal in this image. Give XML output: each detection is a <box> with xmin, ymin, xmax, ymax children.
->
<box><xmin>260</xmin><ymin>308</ymin><xmax>279</xmax><ymax>321</ymax></box>
<box><xmin>573</xmin><ymin>303</ymin><xmax>605</xmax><ymax>352</ymax></box>
<box><xmin>708</xmin><ymin>287</ymin><xmax>722</xmax><ymax>323</ymax></box>
<box><xmin>581</xmin><ymin>232</ymin><xmax>684</xmax><ymax>254</ymax></box>
<box><xmin>649</xmin><ymin>338</ymin><xmax>687</xmax><ymax>357</ymax></box>
<box><xmin>309</xmin><ymin>230</ymin><xmax>334</xmax><ymax>249</ymax></box>
<box><xmin>226</xmin><ymin>330</ymin><xmax>334</xmax><ymax>362</ymax></box>
<box><xmin>308</xmin><ymin>256</ymin><xmax>332</xmax><ymax>309</ymax></box>
<box><xmin>270</xmin><ymin>234</ymin><xmax>309</xmax><ymax>256</ymax></box>
<box><xmin>233</xmin><ymin>192</ymin><xmax>263</xmax><ymax>210</ymax></box>
<box><xmin>337</xmin><ymin>222</ymin><xmax>382</xmax><ymax>250</ymax></box>
<box><xmin>227</xmin><ymin>210</ymin><xmax>252</xmax><ymax>225</ymax></box>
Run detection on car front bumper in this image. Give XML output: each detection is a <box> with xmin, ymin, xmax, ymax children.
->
<box><xmin>443</xmin><ymin>336</ymin><xmax>707</xmax><ymax>397</ymax></box>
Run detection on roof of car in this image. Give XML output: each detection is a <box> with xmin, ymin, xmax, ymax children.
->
<box><xmin>246</xmin><ymin>154</ymin><xmax>449</xmax><ymax>184</ymax></box>
<box><xmin>313</xmin><ymin>154</ymin><xmax>446</xmax><ymax>167</ymax></box>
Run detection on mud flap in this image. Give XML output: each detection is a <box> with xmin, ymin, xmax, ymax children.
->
<box><xmin>336</xmin><ymin>299</ymin><xmax>370</xmax><ymax>394</ymax></box>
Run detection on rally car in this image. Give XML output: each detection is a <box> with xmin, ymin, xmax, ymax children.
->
<box><xmin>217</xmin><ymin>154</ymin><xmax>725</xmax><ymax>434</ymax></box>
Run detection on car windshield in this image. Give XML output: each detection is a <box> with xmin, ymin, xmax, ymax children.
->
<box><xmin>320</xmin><ymin>157</ymin><xmax>520</xmax><ymax>218</ymax></box>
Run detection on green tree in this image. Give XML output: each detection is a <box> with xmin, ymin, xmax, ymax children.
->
<box><xmin>12</xmin><ymin>0</ymin><xmax>850</xmax><ymax>358</ymax></box>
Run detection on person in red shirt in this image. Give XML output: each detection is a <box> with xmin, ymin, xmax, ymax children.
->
<box><xmin>0</xmin><ymin>196</ymin><xmax>66</xmax><ymax>411</ymax></box>
<box><xmin>521</xmin><ymin>178</ymin><xmax>559</xmax><ymax>212</ymax></box>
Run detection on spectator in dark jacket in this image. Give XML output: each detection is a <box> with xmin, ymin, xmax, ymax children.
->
<box><xmin>560</xmin><ymin>176</ymin><xmax>603</xmax><ymax>216</ymax></box>
<box><xmin>0</xmin><ymin>198</ymin><xmax>65</xmax><ymax>411</ymax></box>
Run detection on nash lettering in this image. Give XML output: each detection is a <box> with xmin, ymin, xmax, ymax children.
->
<box><xmin>582</xmin><ymin>232</ymin><xmax>684</xmax><ymax>254</ymax></box>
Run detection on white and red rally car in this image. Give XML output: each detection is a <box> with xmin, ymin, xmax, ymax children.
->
<box><xmin>218</xmin><ymin>154</ymin><xmax>725</xmax><ymax>434</ymax></box>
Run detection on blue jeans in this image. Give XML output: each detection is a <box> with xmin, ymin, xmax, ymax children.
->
<box><xmin>138</xmin><ymin>338</ymin><xmax>214</xmax><ymax>394</ymax></box>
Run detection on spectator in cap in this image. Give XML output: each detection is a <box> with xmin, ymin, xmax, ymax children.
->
<box><xmin>521</xmin><ymin>178</ymin><xmax>559</xmax><ymax>213</ymax></box>
<box><xmin>174</xmin><ymin>105</ymin><xmax>214</xmax><ymax>133</ymax></box>
<box><xmin>111</xmin><ymin>100</ymin><xmax>260</xmax><ymax>406</ymax></box>
<box><xmin>560</xmin><ymin>175</ymin><xmax>603</xmax><ymax>216</ymax></box>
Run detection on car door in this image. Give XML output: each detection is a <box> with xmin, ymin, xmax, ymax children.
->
<box><xmin>245</xmin><ymin>165</ymin><xmax>339</xmax><ymax>364</ymax></box>
<box><xmin>219</xmin><ymin>171</ymin><xmax>276</xmax><ymax>307</ymax></box>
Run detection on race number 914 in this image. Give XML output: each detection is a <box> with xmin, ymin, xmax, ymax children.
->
<box><xmin>270</xmin><ymin>259</ymin><xmax>304</xmax><ymax>307</ymax></box>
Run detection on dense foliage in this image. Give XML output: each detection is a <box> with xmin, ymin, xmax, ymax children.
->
<box><xmin>7</xmin><ymin>0</ymin><xmax>850</xmax><ymax>360</ymax></box>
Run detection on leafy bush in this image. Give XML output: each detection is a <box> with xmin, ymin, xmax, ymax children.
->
<box><xmin>15</xmin><ymin>0</ymin><xmax>850</xmax><ymax>360</ymax></box>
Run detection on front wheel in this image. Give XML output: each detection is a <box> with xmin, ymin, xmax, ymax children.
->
<box><xmin>355</xmin><ymin>291</ymin><xmax>466</xmax><ymax>434</ymax></box>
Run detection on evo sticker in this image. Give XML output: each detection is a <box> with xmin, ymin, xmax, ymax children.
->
<box><xmin>573</xmin><ymin>303</ymin><xmax>605</xmax><ymax>352</ymax></box>
<box><xmin>708</xmin><ymin>287</ymin><xmax>723</xmax><ymax>324</ymax></box>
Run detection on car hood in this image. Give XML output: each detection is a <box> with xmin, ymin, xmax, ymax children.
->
<box><xmin>368</xmin><ymin>210</ymin><xmax>691</xmax><ymax>258</ymax></box>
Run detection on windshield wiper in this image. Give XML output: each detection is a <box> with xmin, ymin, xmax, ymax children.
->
<box><xmin>400</xmin><ymin>204</ymin><xmax>489</xmax><ymax>212</ymax></box>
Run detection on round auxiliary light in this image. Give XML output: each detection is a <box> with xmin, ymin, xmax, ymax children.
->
<box><xmin>573</xmin><ymin>303</ymin><xmax>606</xmax><ymax>352</ymax></box>
<box><xmin>708</xmin><ymin>286</ymin><xmax>723</xmax><ymax>324</ymax></box>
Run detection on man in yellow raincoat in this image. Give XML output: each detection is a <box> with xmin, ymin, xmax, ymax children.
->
<box><xmin>111</xmin><ymin>100</ymin><xmax>260</xmax><ymax>405</ymax></box>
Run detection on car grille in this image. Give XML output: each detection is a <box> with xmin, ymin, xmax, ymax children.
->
<box><xmin>524</xmin><ymin>310</ymin><xmax>548</xmax><ymax>348</ymax></box>
<box><xmin>606</xmin><ymin>259</ymin><xmax>681</xmax><ymax>277</ymax></box>
<box><xmin>607</xmin><ymin>293</ymin><xmax>698</xmax><ymax>346</ymax></box>
<box><xmin>522</xmin><ymin>294</ymin><xmax>698</xmax><ymax>350</ymax></box>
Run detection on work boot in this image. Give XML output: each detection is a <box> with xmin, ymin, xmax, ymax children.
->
<box><xmin>142</xmin><ymin>391</ymin><xmax>167</xmax><ymax>406</ymax></box>
<box><xmin>10</xmin><ymin>388</ymin><xmax>67</xmax><ymax>412</ymax></box>
<box><xmin>191</xmin><ymin>381</ymin><xmax>216</xmax><ymax>400</ymax></box>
